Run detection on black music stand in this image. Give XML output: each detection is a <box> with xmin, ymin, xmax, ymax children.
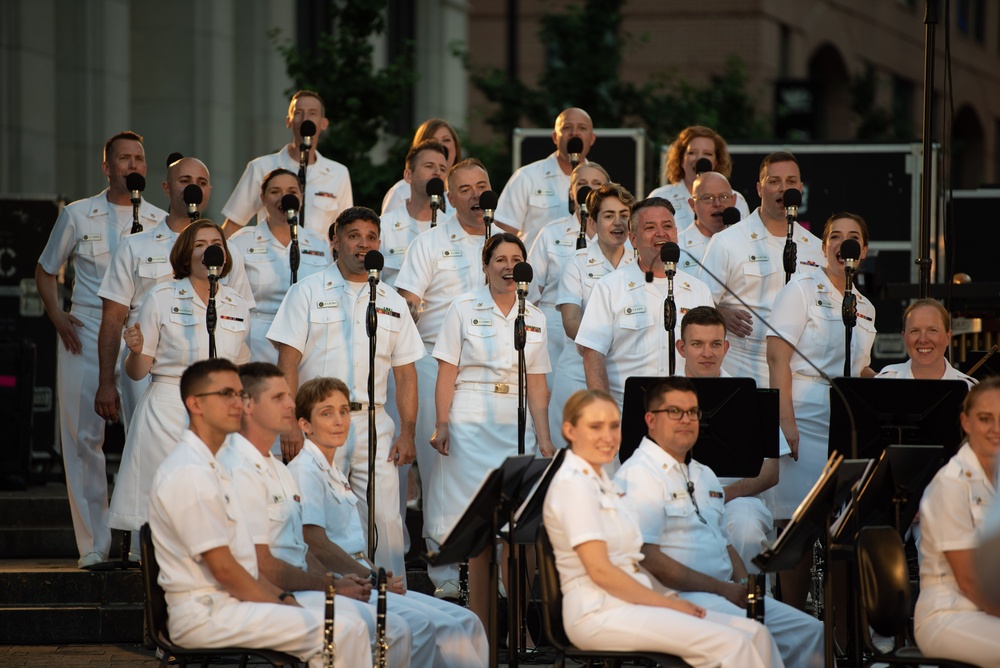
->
<box><xmin>510</xmin><ymin>449</ymin><xmax>566</xmax><ymax>547</ymax></box>
<box><xmin>962</xmin><ymin>349</ymin><xmax>1000</xmax><ymax>381</ymax></box>
<box><xmin>620</xmin><ymin>377</ymin><xmax>779</xmax><ymax>477</ymax></box>
<box><xmin>828</xmin><ymin>378</ymin><xmax>967</xmax><ymax>460</ymax></box>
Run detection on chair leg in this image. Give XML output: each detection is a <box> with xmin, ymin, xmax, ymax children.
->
<box><xmin>239</xmin><ymin>653</ymin><xmax>249</xmax><ymax>668</ymax></box>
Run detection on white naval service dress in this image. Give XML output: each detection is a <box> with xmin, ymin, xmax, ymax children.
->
<box><xmin>699</xmin><ymin>208</ymin><xmax>826</xmax><ymax>387</ymax></box>
<box><xmin>768</xmin><ymin>267</ymin><xmax>876</xmax><ymax>519</ymax></box>
<box><xmin>220</xmin><ymin>434</ymin><xmax>414</xmax><ymax>667</ymax></box>
<box><xmin>648</xmin><ymin>181</ymin><xmax>750</xmax><ymax>237</ymax></box>
<box><xmin>228</xmin><ymin>221</ymin><xmax>331</xmax><ymax>363</ymax></box>
<box><xmin>37</xmin><ymin>189</ymin><xmax>165</xmax><ymax>562</ymax></box>
<box><xmin>108</xmin><ymin>279</ymin><xmax>250</xmax><ymax>531</ymax></box>
<box><xmin>544</xmin><ymin>448</ymin><xmax>781</xmax><ymax>668</ymax></box>
<box><xmin>424</xmin><ymin>286</ymin><xmax>551</xmax><ymax>544</ymax></box>
<box><xmin>495</xmin><ymin>152</ymin><xmax>572</xmax><ymax>250</ymax></box>
<box><xmin>149</xmin><ymin>429</ymin><xmax>371</xmax><ymax>668</ymax></box>
<box><xmin>875</xmin><ymin>358</ymin><xmax>977</xmax><ymax>388</ymax></box>
<box><xmin>914</xmin><ymin>443</ymin><xmax>1000</xmax><ymax>667</ymax></box>
<box><xmin>267</xmin><ymin>262</ymin><xmax>424</xmax><ymax>580</ymax></box>
<box><xmin>616</xmin><ymin>438</ymin><xmax>823</xmax><ymax>668</ymax></box>
<box><xmin>289</xmin><ymin>438</ymin><xmax>490</xmax><ymax>668</ymax></box>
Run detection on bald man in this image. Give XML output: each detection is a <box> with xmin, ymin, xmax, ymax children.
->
<box><xmin>495</xmin><ymin>107</ymin><xmax>596</xmax><ymax>249</ymax></box>
<box><xmin>678</xmin><ymin>172</ymin><xmax>739</xmax><ymax>273</ymax></box>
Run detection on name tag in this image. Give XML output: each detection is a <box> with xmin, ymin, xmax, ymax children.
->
<box><xmin>670</xmin><ymin>490</ymin><xmax>690</xmax><ymax>500</ymax></box>
<box><xmin>554</xmin><ymin>239</ymin><xmax>573</xmax><ymax>246</ymax></box>
<box><xmin>171</xmin><ymin>306</ymin><xmax>194</xmax><ymax>315</ymax></box>
<box><xmin>471</xmin><ymin>317</ymin><xmax>492</xmax><ymax>326</ymax></box>
<box><xmin>534</xmin><ymin>188</ymin><xmax>555</xmax><ymax>196</ymax></box>
<box><xmin>316</xmin><ymin>300</ymin><xmax>339</xmax><ymax>309</ymax></box>
<box><xmin>815</xmin><ymin>299</ymin><xmax>834</xmax><ymax>309</ymax></box>
<box><xmin>748</xmin><ymin>254</ymin><xmax>769</xmax><ymax>262</ymax></box>
<box><xmin>82</xmin><ymin>234</ymin><xmax>102</xmax><ymax>242</ymax></box>
<box><xmin>247</xmin><ymin>246</ymin><xmax>268</xmax><ymax>255</ymax></box>
<box><xmin>586</xmin><ymin>270</ymin><xmax>607</xmax><ymax>279</ymax></box>
<box><xmin>442</xmin><ymin>249</ymin><xmax>463</xmax><ymax>257</ymax></box>
<box><xmin>146</xmin><ymin>255</ymin><xmax>167</xmax><ymax>264</ymax></box>
<box><xmin>388</xmin><ymin>247</ymin><xmax>408</xmax><ymax>256</ymax></box>
<box><xmin>624</xmin><ymin>305</ymin><xmax>646</xmax><ymax>315</ymax></box>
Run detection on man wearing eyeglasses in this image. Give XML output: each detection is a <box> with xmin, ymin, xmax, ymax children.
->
<box><xmin>615</xmin><ymin>377</ymin><xmax>823</xmax><ymax>668</ymax></box>
<box><xmin>678</xmin><ymin>172</ymin><xmax>740</xmax><ymax>273</ymax></box>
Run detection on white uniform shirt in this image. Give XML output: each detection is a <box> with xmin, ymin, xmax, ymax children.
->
<box><xmin>222</xmin><ymin>149</ymin><xmax>353</xmax><ymax>238</ymax></box>
<box><xmin>495</xmin><ymin>152</ymin><xmax>572</xmax><ymax>250</ymax></box>
<box><xmin>647</xmin><ymin>181</ymin><xmax>750</xmax><ymax>235</ymax></box>
<box><xmin>38</xmin><ymin>190</ymin><xmax>166</xmax><ymax>309</ymax></box>
<box><xmin>380</xmin><ymin>178</ymin><xmax>410</xmax><ymax>216</ymax></box>
<box><xmin>392</xmin><ymin>218</ymin><xmax>487</xmax><ymax>351</ymax></box>
<box><xmin>378</xmin><ymin>201</ymin><xmax>453</xmax><ymax>287</ymax></box>
<box><xmin>220</xmin><ymin>433</ymin><xmax>310</xmax><ymax>570</ymax></box>
<box><xmin>288</xmin><ymin>438</ymin><xmax>367</xmax><ymax>557</ymax></box>
<box><xmin>677</xmin><ymin>221</ymin><xmax>712</xmax><ymax>273</ymax></box>
<box><xmin>615</xmin><ymin>438</ymin><xmax>733</xmax><ymax>582</ymax></box>
<box><xmin>875</xmin><ymin>359</ymin><xmax>977</xmax><ymax>388</ymax></box>
<box><xmin>99</xmin><ymin>219</ymin><xmax>256</xmax><ymax>325</ymax></box>
<box><xmin>227</xmin><ymin>222</ymin><xmax>331</xmax><ymax>317</ymax></box>
<box><xmin>136</xmin><ymin>279</ymin><xmax>251</xmax><ymax>375</ymax></box>
<box><xmin>266</xmin><ymin>263</ymin><xmax>424</xmax><ymax>402</ymax></box>
<box><xmin>148</xmin><ymin>429</ymin><xmax>259</xmax><ymax>596</ymax></box>
<box><xmin>555</xmin><ymin>242</ymin><xmax>637</xmax><ymax>315</ymax></box>
<box><xmin>575</xmin><ymin>262</ymin><xmax>714</xmax><ymax>401</ymax></box>
<box><xmin>432</xmin><ymin>286</ymin><xmax>552</xmax><ymax>383</ymax></box>
<box><xmin>526</xmin><ymin>215</ymin><xmax>587</xmax><ymax>305</ymax></box>
<box><xmin>769</xmin><ymin>266</ymin><xmax>877</xmax><ymax>378</ymax></box>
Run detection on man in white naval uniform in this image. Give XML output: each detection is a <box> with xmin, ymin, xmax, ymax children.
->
<box><xmin>269</xmin><ymin>206</ymin><xmax>424</xmax><ymax>581</ymax></box>
<box><xmin>222</xmin><ymin>90</ymin><xmax>352</xmax><ymax>239</ymax></box>
<box><xmin>576</xmin><ymin>197</ymin><xmax>714</xmax><ymax>407</ymax></box>
<box><xmin>699</xmin><ymin>152</ymin><xmax>826</xmax><ymax>387</ymax></box>
<box><xmin>615</xmin><ymin>377</ymin><xmax>824</xmax><ymax>668</ymax></box>
<box><xmin>678</xmin><ymin>172</ymin><xmax>740</xmax><ymax>273</ymax></box>
<box><xmin>36</xmin><ymin>131</ymin><xmax>166</xmax><ymax>569</ymax></box>
<box><xmin>495</xmin><ymin>107</ymin><xmax>595</xmax><ymax>249</ymax></box>
<box><xmin>148</xmin><ymin>358</ymin><xmax>372</xmax><ymax>668</ymax></box>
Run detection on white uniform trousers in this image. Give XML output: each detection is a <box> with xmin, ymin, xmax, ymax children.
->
<box><xmin>915</xmin><ymin>583</ymin><xmax>1000</xmax><ymax>668</ymax></box>
<box><xmin>117</xmin><ymin>348</ymin><xmax>147</xmax><ymax>431</ymax></box>
<box><xmin>375</xmin><ymin>588</ymin><xmax>489</xmax><ymax>668</ymax></box>
<box><xmin>164</xmin><ymin>589</ymin><xmax>372</xmax><ymax>668</ymax></box>
<box><xmin>539</xmin><ymin>302</ymin><xmax>567</xmax><ymax>392</ymax></box>
<box><xmin>57</xmin><ymin>304</ymin><xmax>112</xmax><ymax>560</ymax></box>
<box><xmin>547</xmin><ymin>342</ymin><xmax>586</xmax><ymax>450</ymax></box>
<box><xmin>247</xmin><ymin>312</ymin><xmax>278</xmax><ymax>365</ymax></box>
<box><xmin>725</xmin><ymin>496</ymin><xmax>774</xmax><ymax>575</ymax></box>
<box><xmin>336</xmin><ymin>406</ymin><xmax>406</xmax><ymax>581</ymax></box>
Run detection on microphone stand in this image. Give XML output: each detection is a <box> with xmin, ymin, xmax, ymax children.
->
<box><xmin>130</xmin><ymin>195</ymin><xmax>142</xmax><ymax>235</ymax></box>
<box><xmin>665</xmin><ymin>269</ymin><xmax>677</xmax><ymax>376</ymax></box>
<box><xmin>206</xmin><ymin>275</ymin><xmax>218</xmax><ymax>359</ymax></box>
<box><xmin>782</xmin><ymin>218</ymin><xmax>796</xmax><ymax>284</ymax></box>
<box><xmin>289</xmin><ymin>215</ymin><xmax>300</xmax><ymax>285</ymax></box>
<box><xmin>842</xmin><ymin>267</ymin><xmax>857</xmax><ymax>378</ymax></box>
<box><xmin>365</xmin><ymin>268</ymin><xmax>379</xmax><ymax>563</ymax></box>
<box><xmin>576</xmin><ymin>210</ymin><xmax>587</xmax><ymax>250</ymax></box>
<box><xmin>297</xmin><ymin>141</ymin><xmax>310</xmax><ymax>232</ymax></box>
<box><xmin>509</xmin><ymin>282</ymin><xmax>528</xmax><ymax>668</ymax></box>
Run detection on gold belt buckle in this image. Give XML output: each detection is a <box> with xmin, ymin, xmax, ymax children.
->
<box><xmin>494</xmin><ymin>383</ymin><xmax>509</xmax><ymax>394</ymax></box>
<box><xmin>349</xmin><ymin>402</ymin><xmax>363</xmax><ymax>411</ymax></box>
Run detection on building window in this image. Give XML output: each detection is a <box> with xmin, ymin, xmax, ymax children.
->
<box><xmin>956</xmin><ymin>0</ymin><xmax>986</xmax><ymax>44</ymax></box>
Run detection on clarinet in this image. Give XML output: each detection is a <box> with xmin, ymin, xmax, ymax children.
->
<box><xmin>374</xmin><ymin>568</ymin><xmax>389</xmax><ymax>668</ymax></box>
<box><xmin>810</xmin><ymin>538</ymin><xmax>825</xmax><ymax>619</ymax></box>
<box><xmin>746</xmin><ymin>573</ymin><xmax>765</xmax><ymax>624</ymax></box>
<box><xmin>324</xmin><ymin>572</ymin><xmax>336</xmax><ymax>667</ymax></box>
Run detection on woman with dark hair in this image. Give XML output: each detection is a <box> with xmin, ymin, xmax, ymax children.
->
<box><xmin>381</xmin><ymin>118</ymin><xmax>462</xmax><ymax>214</ymax></box>
<box><xmin>426</xmin><ymin>232</ymin><xmax>555</xmax><ymax>628</ymax></box>
<box><xmin>109</xmin><ymin>220</ymin><xmax>251</xmax><ymax>548</ymax></box>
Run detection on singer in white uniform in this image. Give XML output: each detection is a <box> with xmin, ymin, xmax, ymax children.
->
<box><xmin>549</xmin><ymin>183</ymin><xmax>636</xmax><ymax>448</ymax></box>
<box><xmin>875</xmin><ymin>298</ymin><xmax>976</xmax><ymax>388</ymax></box>
<box><xmin>110</xmin><ymin>221</ymin><xmax>251</xmax><ymax>537</ymax></box>
<box><xmin>228</xmin><ymin>168</ymin><xmax>332</xmax><ymax>363</ymax></box>
<box><xmin>36</xmin><ymin>131</ymin><xmax>166</xmax><ymax>568</ymax></box>
<box><xmin>381</xmin><ymin>118</ymin><xmax>462</xmax><ymax>215</ymax></box>
<box><xmin>495</xmin><ymin>107</ymin><xmax>595</xmax><ymax>249</ymax></box>
<box><xmin>678</xmin><ymin>172</ymin><xmax>742</xmax><ymax>273</ymax></box>
<box><xmin>270</xmin><ymin>206</ymin><xmax>424</xmax><ymax>581</ymax></box>
<box><xmin>577</xmin><ymin>197</ymin><xmax>714</xmax><ymax>407</ymax></box>
<box><xmin>700</xmin><ymin>152</ymin><xmax>826</xmax><ymax>387</ymax></box>
<box><xmin>222</xmin><ymin>90</ymin><xmax>352</xmax><ymax>239</ymax></box>
<box><xmin>148</xmin><ymin>359</ymin><xmax>371</xmax><ymax>668</ymax></box>
<box><xmin>648</xmin><ymin>126</ymin><xmax>750</xmax><ymax>234</ymax></box>
<box><xmin>914</xmin><ymin>377</ymin><xmax>1000</xmax><ymax>667</ymax></box>
<box><xmin>545</xmin><ymin>389</ymin><xmax>781</xmax><ymax>667</ymax></box>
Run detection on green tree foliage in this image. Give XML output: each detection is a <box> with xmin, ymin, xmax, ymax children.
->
<box><xmin>850</xmin><ymin>63</ymin><xmax>895</xmax><ymax>140</ymax></box>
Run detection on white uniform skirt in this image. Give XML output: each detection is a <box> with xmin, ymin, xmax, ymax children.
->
<box><xmin>248</xmin><ymin>311</ymin><xmax>278</xmax><ymax>364</ymax></box>
<box><xmin>424</xmin><ymin>388</ymin><xmax>536</xmax><ymax>544</ymax></box>
<box><xmin>548</xmin><ymin>342</ymin><xmax>587</xmax><ymax>450</ymax></box>
<box><xmin>775</xmin><ymin>375</ymin><xmax>829</xmax><ymax>520</ymax></box>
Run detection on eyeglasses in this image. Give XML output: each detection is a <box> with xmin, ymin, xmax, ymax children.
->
<box><xmin>649</xmin><ymin>406</ymin><xmax>702</xmax><ymax>421</ymax></box>
<box><xmin>195</xmin><ymin>388</ymin><xmax>250</xmax><ymax>402</ymax></box>
<box><xmin>696</xmin><ymin>194</ymin><xmax>734</xmax><ymax>206</ymax></box>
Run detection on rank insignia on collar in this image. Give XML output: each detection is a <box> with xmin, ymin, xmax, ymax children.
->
<box><xmin>179</xmin><ymin>289</ymin><xmax>187</xmax><ymax>295</ymax></box>
<box><xmin>682</xmin><ymin>281</ymin><xmax>690</xmax><ymax>289</ymax></box>
<box><xmin>800</xmin><ymin>236</ymin><xmax>809</xmax><ymax>243</ymax></box>
<box><xmin>817</xmin><ymin>284</ymin><xmax>825</xmax><ymax>290</ymax></box>
<box><xmin>750</xmin><ymin>232</ymin><xmax>758</xmax><ymax>239</ymax></box>
<box><xmin>628</xmin><ymin>281</ymin><xmax>636</xmax><ymax>288</ymax></box>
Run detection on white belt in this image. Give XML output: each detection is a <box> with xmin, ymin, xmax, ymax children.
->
<box><xmin>728</xmin><ymin>336</ymin><xmax>767</xmax><ymax>354</ymax></box>
<box><xmin>460</xmin><ymin>382</ymin><xmax>515</xmax><ymax>394</ymax></box>
<box><xmin>792</xmin><ymin>371</ymin><xmax>829</xmax><ymax>384</ymax></box>
<box><xmin>71</xmin><ymin>303</ymin><xmax>103</xmax><ymax>319</ymax></box>
<box><xmin>921</xmin><ymin>574</ymin><xmax>955</xmax><ymax>586</ymax></box>
<box><xmin>151</xmin><ymin>375</ymin><xmax>181</xmax><ymax>385</ymax></box>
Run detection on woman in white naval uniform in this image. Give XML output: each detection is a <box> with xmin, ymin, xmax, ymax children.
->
<box><xmin>229</xmin><ymin>168</ymin><xmax>332</xmax><ymax>363</ymax></box>
<box><xmin>548</xmin><ymin>183</ymin><xmax>636</xmax><ymax>448</ymax></box>
<box><xmin>914</xmin><ymin>377</ymin><xmax>1000</xmax><ymax>666</ymax></box>
<box><xmin>380</xmin><ymin>118</ymin><xmax>462</xmax><ymax>215</ymax></box>
<box><xmin>427</xmin><ymin>232</ymin><xmax>556</xmax><ymax>628</ymax></box>
<box><xmin>289</xmin><ymin>377</ymin><xmax>490</xmax><ymax>668</ymax></box>
<box><xmin>766</xmin><ymin>213</ymin><xmax>877</xmax><ymax>608</ymax></box>
<box><xmin>543</xmin><ymin>389</ymin><xmax>780</xmax><ymax>667</ymax></box>
<box><xmin>875</xmin><ymin>298</ymin><xmax>976</xmax><ymax>387</ymax></box>
<box><xmin>648</xmin><ymin>125</ymin><xmax>749</xmax><ymax>232</ymax></box>
<box><xmin>109</xmin><ymin>221</ymin><xmax>251</xmax><ymax>537</ymax></box>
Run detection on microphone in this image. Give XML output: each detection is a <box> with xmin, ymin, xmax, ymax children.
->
<box><xmin>722</xmin><ymin>207</ymin><xmax>742</xmax><ymax>226</ymax></box>
<box><xmin>126</xmin><ymin>172</ymin><xmax>145</xmax><ymax>206</ymax></box>
<box><xmin>365</xmin><ymin>249</ymin><xmax>384</xmax><ymax>286</ymax></box>
<box><xmin>514</xmin><ymin>262</ymin><xmax>532</xmax><ymax>352</ymax></box>
<box><xmin>202</xmin><ymin>244</ymin><xmax>225</xmax><ymax>280</ymax></box>
<box><xmin>660</xmin><ymin>241</ymin><xmax>680</xmax><ymax>277</ymax></box>
<box><xmin>365</xmin><ymin>251</ymin><xmax>384</xmax><ymax>338</ymax></box>
<box><xmin>695</xmin><ymin>157</ymin><xmax>713</xmax><ymax>175</ymax></box>
<box><xmin>567</xmin><ymin>137</ymin><xmax>584</xmax><ymax>169</ymax></box>
<box><xmin>479</xmin><ymin>190</ymin><xmax>499</xmax><ymax>237</ymax></box>
<box><xmin>781</xmin><ymin>188</ymin><xmax>802</xmax><ymax>282</ymax></box>
<box><xmin>282</xmin><ymin>193</ymin><xmax>301</xmax><ymax>283</ymax></box>
<box><xmin>299</xmin><ymin>119</ymin><xmax>316</xmax><ymax>153</ymax></box>
<box><xmin>575</xmin><ymin>185</ymin><xmax>592</xmax><ymax>249</ymax></box>
<box><xmin>183</xmin><ymin>184</ymin><xmax>202</xmax><ymax>221</ymax></box>
<box><xmin>166</xmin><ymin>152</ymin><xmax>183</xmax><ymax>168</ymax></box>
<box><xmin>281</xmin><ymin>194</ymin><xmax>300</xmax><ymax>225</ymax></box>
<box><xmin>513</xmin><ymin>261</ymin><xmax>532</xmax><ymax>297</ymax></box>
<box><xmin>203</xmin><ymin>244</ymin><xmax>224</xmax><ymax>359</ymax></box>
<box><xmin>840</xmin><ymin>238</ymin><xmax>861</xmax><ymax>330</ymax></box>
<box><xmin>427</xmin><ymin>177</ymin><xmax>446</xmax><ymax>227</ymax></box>
<box><xmin>782</xmin><ymin>187</ymin><xmax>801</xmax><ymax>220</ymax></box>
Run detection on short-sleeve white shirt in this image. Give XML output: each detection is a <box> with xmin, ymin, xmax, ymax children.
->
<box><xmin>647</xmin><ymin>181</ymin><xmax>750</xmax><ymax>236</ymax></box>
<box><xmin>526</xmin><ymin>215</ymin><xmax>588</xmax><ymax>305</ymax></box>
<box><xmin>555</xmin><ymin>242</ymin><xmax>636</xmax><ymax>313</ymax></box>
<box><xmin>378</xmin><ymin>201</ymin><xmax>453</xmax><ymax>287</ymax></box>
<box><xmin>495</xmin><ymin>152</ymin><xmax>571</xmax><ymax>250</ymax></box>
<box><xmin>875</xmin><ymin>359</ymin><xmax>977</xmax><ymax>388</ymax></box>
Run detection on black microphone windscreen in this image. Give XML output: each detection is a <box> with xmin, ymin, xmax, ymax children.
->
<box><xmin>660</xmin><ymin>242</ymin><xmax>681</xmax><ymax>264</ymax></box>
<box><xmin>280</xmin><ymin>194</ymin><xmax>300</xmax><ymax>213</ymax></box>
<box><xmin>183</xmin><ymin>184</ymin><xmax>203</xmax><ymax>206</ymax></box>
<box><xmin>426</xmin><ymin>177</ymin><xmax>445</xmax><ymax>197</ymax></box>
<box><xmin>126</xmin><ymin>173</ymin><xmax>146</xmax><ymax>192</ymax></box>
<box><xmin>166</xmin><ymin>152</ymin><xmax>184</xmax><ymax>168</ymax></box>
<box><xmin>479</xmin><ymin>190</ymin><xmax>499</xmax><ymax>210</ymax></box>
<box><xmin>575</xmin><ymin>185</ymin><xmax>592</xmax><ymax>205</ymax></box>
<box><xmin>782</xmin><ymin>189</ymin><xmax>802</xmax><ymax>207</ymax></box>
<box><xmin>364</xmin><ymin>250</ymin><xmax>385</xmax><ymax>272</ymax></box>
<box><xmin>299</xmin><ymin>120</ymin><xmax>317</xmax><ymax>138</ymax></box>
<box><xmin>513</xmin><ymin>261</ymin><xmax>533</xmax><ymax>284</ymax></box>
<box><xmin>722</xmin><ymin>207</ymin><xmax>742</xmax><ymax>226</ymax></box>
<box><xmin>567</xmin><ymin>137</ymin><xmax>584</xmax><ymax>155</ymax></box>
<box><xmin>202</xmin><ymin>245</ymin><xmax>225</xmax><ymax>268</ymax></box>
<box><xmin>695</xmin><ymin>158</ymin><xmax>713</xmax><ymax>174</ymax></box>
<box><xmin>840</xmin><ymin>239</ymin><xmax>862</xmax><ymax>261</ymax></box>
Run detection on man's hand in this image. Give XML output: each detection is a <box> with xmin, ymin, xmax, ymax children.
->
<box><xmin>780</xmin><ymin>418</ymin><xmax>800</xmax><ymax>461</ymax></box>
<box><xmin>385</xmin><ymin>570</ymin><xmax>406</xmax><ymax>595</ymax></box>
<box><xmin>719</xmin><ymin>305</ymin><xmax>753</xmax><ymax>338</ymax></box>
<box><xmin>52</xmin><ymin>310</ymin><xmax>84</xmax><ymax>353</ymax></box>
<box><xmin>336</xmin><ymin>573</ymin><xmax>373</xmax><ymax>601</ymax></box>
<box><xmin>94</xmin><ymin>381</ymin><xmax>121</xmax><ymax>422</ymax></box>
<box><xmin>430</xmin><ymin>423</ymin><xmax>450</xmax><ymax>456</ymax></box>
<box><xmin>720</xmin><ymin>580</ymin><xmax>748</xmax><ymax>609</ymax></box>
<box><xmin>281</xmin><ymin>429</ymin><xmax>305</xmax><ymax>462</ymax></box>
<box><xmin>388</xmin><ymin>435</ymin><xmax>416</xmax><ymax>466</ymax></box>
